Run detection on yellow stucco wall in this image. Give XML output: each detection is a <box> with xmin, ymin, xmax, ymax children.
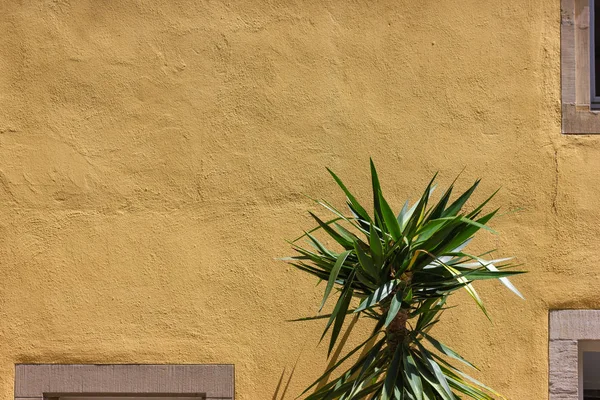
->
<box><xmin>0</xmin><ymin>0</ymin><xmax>586</xmax><ymax>398</ymax></box>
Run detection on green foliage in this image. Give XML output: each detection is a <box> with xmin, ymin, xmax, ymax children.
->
<box><xmin>284</xmin><ymin>160</ymin><xmax>525</xmax><ymax>400</ymax></box>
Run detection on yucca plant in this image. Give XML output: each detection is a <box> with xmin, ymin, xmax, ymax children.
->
<box><xmin>284</xmin><ymin>160</ymin><xmax>525</xmax><ymax>399</ymax></box>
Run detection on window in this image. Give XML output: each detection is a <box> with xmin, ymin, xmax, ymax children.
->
<box><xmin>581</xmin><ymin>342</ymin><xmax>600</xmax><ymax>400</ymax></box>
<box><xmin>591</xmin><ymin>0</ymin><xmax>600</xmax><ymax>108</ymax></box>
<box><xmin>549</xmin><ymin>310</ymin><xmax>600</xmax><ymax>400</ymax></box>
<box><xmin>561</xmin><ymin>0</ymin><xmax>600</xmax><ymax>133</ymax></box>
<box><xmin>14</xmin><ymin>365</ymin><xmax>234</xmax><ymax>400</ymax></box>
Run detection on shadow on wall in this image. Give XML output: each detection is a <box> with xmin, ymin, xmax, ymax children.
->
<box><xmin>272</xmin><ymin>314</ymin><xmax>378</xmax><ymax>399</ymax></box>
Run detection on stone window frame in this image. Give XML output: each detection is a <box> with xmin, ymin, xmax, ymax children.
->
<box><xmin>561</xmin><ymin>0</ymin><xmax>600</xmax><ymax>134</ymax></box>
<box><xmin>549</xmin><ymin>310</ymin><xmax>600</xmax><ymax>400</ymax></box>
<box><xmin>14</xmin><ymin>365</ymin><xmax>234</xmax><ymax>400</ymax></box>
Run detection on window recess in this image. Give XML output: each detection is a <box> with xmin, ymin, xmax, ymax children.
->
<box><xmin>561</xmin><ymin>0</ymin><xmax>600</xmax><ymax>133</ymax></box>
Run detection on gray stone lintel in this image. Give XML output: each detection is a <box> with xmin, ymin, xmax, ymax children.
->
<box><xmin>550</xmin><ymin>310</ymin><xmax>600</xmax><ymax>340</ymax></box>
<box><xmin>15</xmin><ymin>365</ymin><xmax>234</xmax><ymax>400</ymax></box>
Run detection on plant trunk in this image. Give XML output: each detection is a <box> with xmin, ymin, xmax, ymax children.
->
<box><xmin>386</xmin><ymin>309</ymin><xmax>409</xmax><ymax>353</ymax></box>
<box><xmin>386</xmin><ymin>272</ymin><xmax>412</xmax><ymax>353</ymax></box>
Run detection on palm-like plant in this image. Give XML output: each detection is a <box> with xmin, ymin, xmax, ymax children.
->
<box><xmin>285</xmin><ymin>160</ymin><xmax>525</xmax><ymax>400</ymax></box>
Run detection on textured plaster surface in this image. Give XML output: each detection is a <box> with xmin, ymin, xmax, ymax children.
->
<box><xmin>0</xmin><ymin>0</ymin><xmax>582</xmax><ymax>399</ymax></box>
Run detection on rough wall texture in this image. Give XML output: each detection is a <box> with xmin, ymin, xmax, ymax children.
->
<box><xmin>0</xmin><ymin>0</ymin><xmax>582</xmax><ymax>399</ymax></box>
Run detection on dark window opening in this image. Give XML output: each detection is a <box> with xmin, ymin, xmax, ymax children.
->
<box><xmin>584</xmin><ymin>351</ymin><xmax>600</xmax><ymax>400</ymax></box>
